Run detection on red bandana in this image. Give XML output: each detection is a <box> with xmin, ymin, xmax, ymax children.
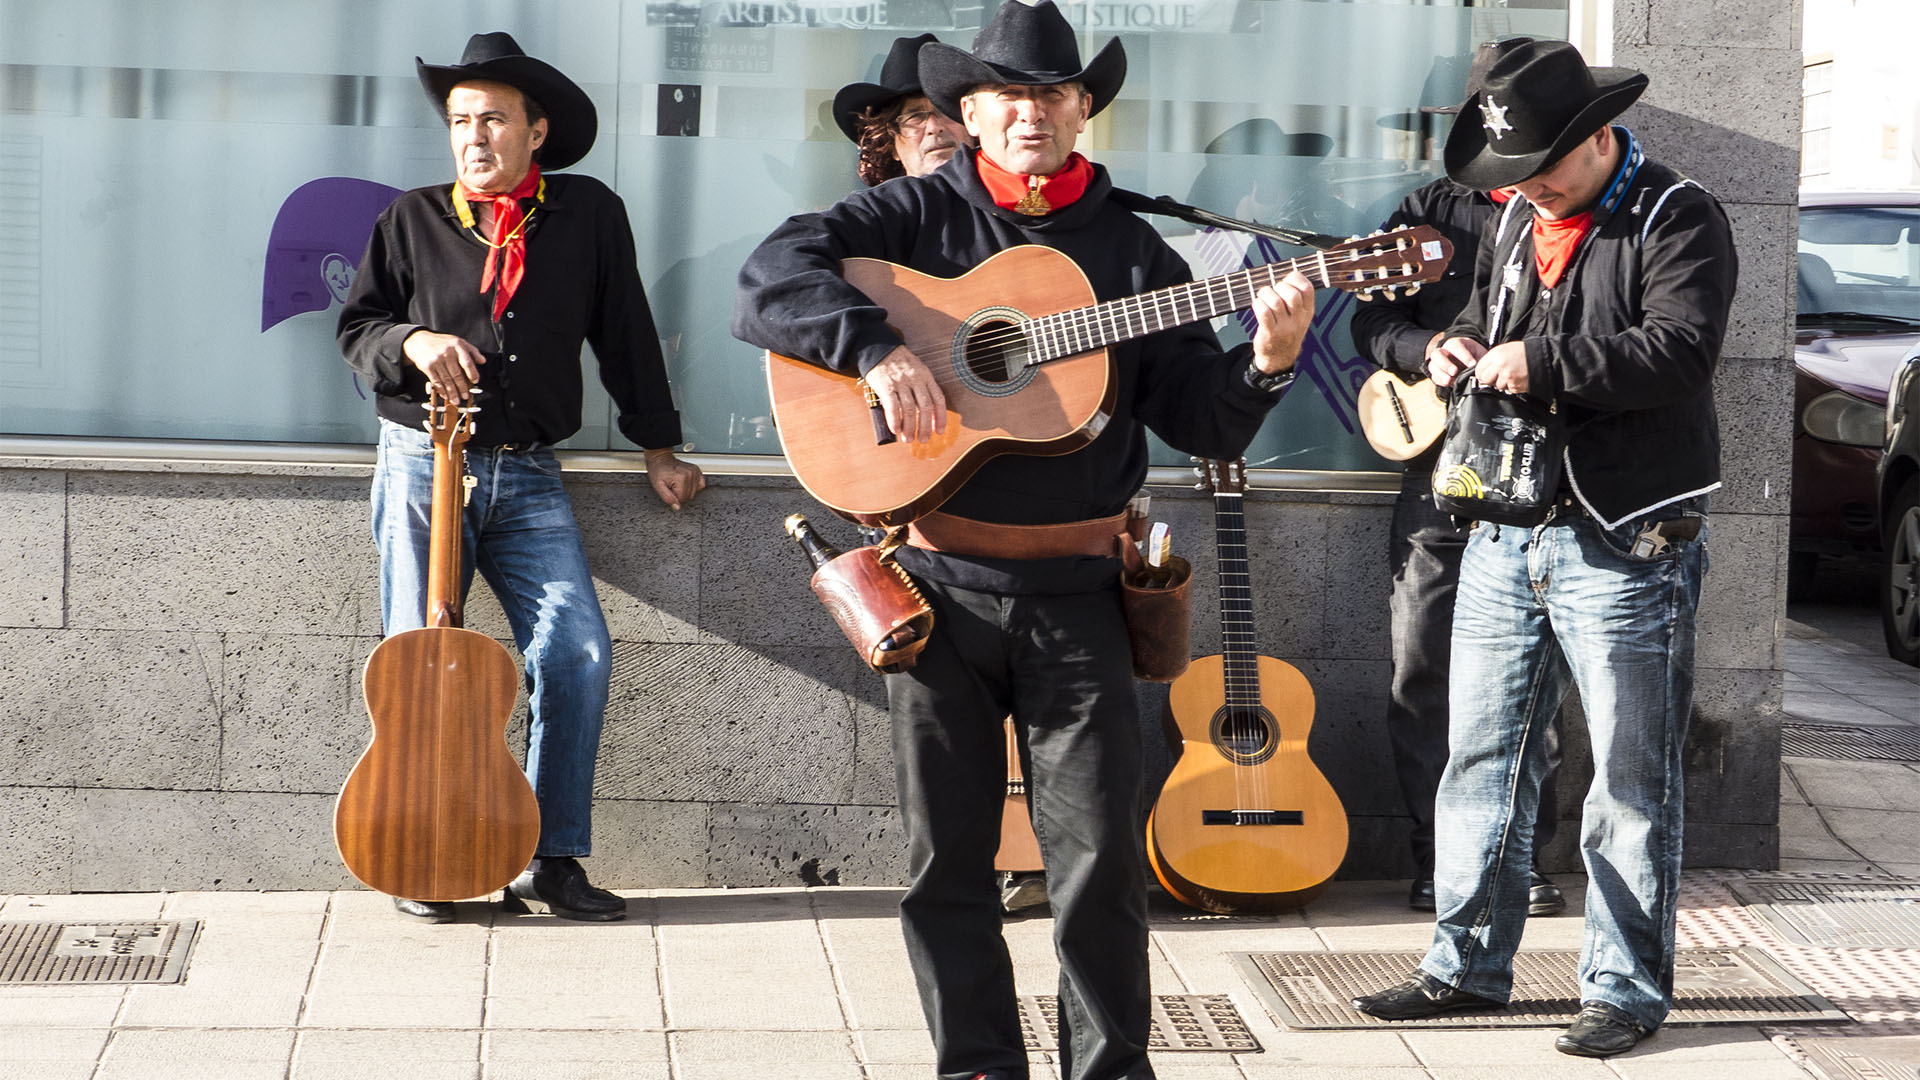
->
<box><xmin>976</xmin><ymin>151</ymin><xmax>1094</xmax><ymax>216</ymax></box>
<box><xmin>1532</xmin><ymin>210</ymin><xmax>1593</xmax><ymax>290</ymax></box>
<box><xmin>457</xmin><ymin>163</ymin><xmax>541</xmax><ymax>321</ymax></box>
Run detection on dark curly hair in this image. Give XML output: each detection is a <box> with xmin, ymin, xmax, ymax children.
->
<box><xmin>854</xmin><ymin>102</ymin><xmax>907</xmax><ymax>187</ymax></box>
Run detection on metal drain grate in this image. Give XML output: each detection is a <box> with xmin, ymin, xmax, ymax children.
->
<box><xmin>1795</xmin><ymin>1035</ymin><xmax>1920</xmax><ymax>1080</ymax></box>
<box><xmin>1782</xmin><ymin>723</ymin><xmax>1920</xmax><ymax>762</ymax></box>
<box><xmin>1731</xmin><ymin>877</ymin><xmax>1920</xmax><ymax>948</ymax></box>
<box><xmin>1233</xmin><ymin>947</ymin><xmax>1847</xmax><ymax>1030</ymax></box>
<box><xmin>1017</xmin><ymin>994</ymin><xmax>1259</xmax><ymax>1052</ymax></box>
<box><xmin>0</xmin><ymin>921</ymin><xmax>199</xmax><ymax>985</ymax></box>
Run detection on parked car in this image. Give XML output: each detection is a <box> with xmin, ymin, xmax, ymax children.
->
<box><xmin>1792</xmin><ymin>191</ymin><xmax>1920</xmax><ymax>589</ymax></box>
<box><xmin>1881</xmin><ymin>346</ymin><xmax>1920</xmax><ymax>665</ymax></box>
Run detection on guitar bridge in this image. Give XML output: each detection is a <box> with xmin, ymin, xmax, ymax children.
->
<box><xmin>1202</xmin><ymin>809</ymin><xmax>1304</xmax><ymax>826</ymax></box>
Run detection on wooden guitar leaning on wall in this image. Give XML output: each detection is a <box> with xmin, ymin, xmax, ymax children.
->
<box><xmin>995</xmin><ymin>718</ymin><xmax>1043</xmax><ymax>875</ymax></box>
<box><xmin>334</xmin><ymin>390</ymin><xmax>542</xmax><ymax>903</ymax></box>
<box><xmin>766</xmin><ymin>227</ymin><xmax>1452</xmax><ymax>526</ymax></box>
<box><xmin>1145</xmin><ymin>458</ymin><xmax>1349</xmax><ymax>913</ymax></box>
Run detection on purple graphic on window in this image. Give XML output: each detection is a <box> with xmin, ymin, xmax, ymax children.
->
<box><xmin>260</xmin><ymin>177</ymin><xmax>403</xmax><ymax>332</ymax></box>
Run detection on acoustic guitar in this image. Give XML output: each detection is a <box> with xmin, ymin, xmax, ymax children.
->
<box><xmin>995</xmin><ymin>718</ymin><xmax>1043</xmax><ymax>874</ymax></box>
<box><xmin>334</xmin><ymin>391</ymin><xmax>542</xmax><ymax>903</ymax></box>
<box><xmin>1145</xmin><ymin>458</ymin><xmax>1349</xmax><ymax>913</ymax></box>
<box><xmin>1357</xmin><ymin>368</ymin><xmax>1446</xmax><ymax>461</ymax></box>
<box><xmin>766</xmin><ymin>227</ymin><xmax>1452</xmax><ymax>526</ymax></box>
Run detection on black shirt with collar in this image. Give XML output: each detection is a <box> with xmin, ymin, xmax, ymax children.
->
<box><xmin>338</xmin><ymin>172</ymin><xmax>682</xmax><ymax>450</ymax></box>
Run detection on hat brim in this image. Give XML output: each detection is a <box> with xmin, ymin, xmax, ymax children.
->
<box><xmin>417</xmin><ymin>55</ymin><xmax>598</xmax><ymax>171</ymax></box>
<box><xmin>831</xmin><ymin>82</ymin><xmax>914</xmax><ymax>144</ymax></box>
<box><xmin>1443</xmin><ymin>69</ymin><xmax>1646</xmax><ymax>191</ymax></box>
<box><xmin>920</xmin><ymin>37</ymin><xmax>1126</xmax><ymax>123</ymax></box>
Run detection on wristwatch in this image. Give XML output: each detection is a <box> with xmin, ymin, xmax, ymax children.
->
<box><xmin>1244</xmin><ymin>364</ymin><xmax>1296</xmax><ymax>394</ymax></box>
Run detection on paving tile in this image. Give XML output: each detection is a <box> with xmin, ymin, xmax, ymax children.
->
<box><xmin>1818</xmin><ymin>806</ymin><xmax>1920</xmax><ymax>865</ymax></box>
<box><xmin>0</xmin><ymin>893</ymin><xmax>167</xmax><ymax>919</ymax></box>
<box><xmin>1784</xmin><ymin>757</ymin><xmax>1920</xmax><ymax>812</ymax></box>
<box><xmin>1424</xmin><ymin>1066</ymin><xmax>1618</xmax><ymax>1079</ymax></box>
<box><xmin>852</xmin><ymin>1027</ymin><xmax>936</xmax><ymax>1064</ymax></box>
<box><xmin>298</xmin><ymin>1065</ymin><xmax>477</xmax><ymax>1080</ymax></box>
<box><xmin>0</xmin><ymin>988</ymin><xmax>126</xmax><ymax>1028</ymax></box>
<box><xmin>484</xmin><ymin>930</ymin><xmax>664</xmax><ymax>1030</ymax></box>
<box><xmin>1606</xmin><ymin>1057</ymin><xmax>1814</xmax><ymax>1080</ymax></box>
<box><xmin>95</xmin><ymin>1028</ymin><xmax>296</xmax><ymax>1080</ymax></box>
<box><xmin>1602</xmin><ymin>1024</ymin><xmax>1800</xmax><ymax>1061</ymax></box>
<box><xmin>0</xmin><ymin>1025</ymin><xmax>110</xmax><ymax>1062</ymax></box>
<box><xmin>1229</xmin><ymin>1028</ymin><xmax>1421</xmax><ymax>1067</ymax></box>
<box><xmin>671</xmin><ymin>1028</ymin><xmax>859</xmax><ymax>1064</ymax></box>
<box><xmin>663</xmin><ymin>960</ymin><xmax>846</xmax><ymax>1029</ymax></box>
<box><xmin>295</xmin><ymin>1029</ymin><xmax>479</xmax><ymax>1061</ymax></box>
<box><xmin>1241</xmin><ymin>1069</ymin><xmax>1428</xmax><ymax>1080</ymax></box>
<box><xmin>1774</xmin><ymin>857</ymin><xmax>1884</xmax><ymax>873</ymax></box>
<box><xmin>484</xmin><ymin>1029</ymin><xmax>670</xmax><ymax>1063</ymax></box>
<box><xmin>1776</xmin><ymin>801</ymin><xmax>1857</xmax><ymax>861</ymax></box>
<box><xmin>1403</xmin><ymin>1026</ymin><xmax>1616</xmax><ymax>1067</ymax></box>
<box><xmin>119</xmin><ymin>991</ymin><xmax>307</xmax><ymax>1028</ymax></box>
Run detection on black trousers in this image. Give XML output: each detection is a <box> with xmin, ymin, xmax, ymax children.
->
<box><xmin>886</xmin><ymin>578</ymin><xmax>1154</xmax><ymax>1080</ymax></box>
<box><xmin>1388</xmin><ymin>474</ymin><xmax>1560</xmax><ymax>874</ymax></box>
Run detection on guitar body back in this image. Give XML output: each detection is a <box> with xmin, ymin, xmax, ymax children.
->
<box><xmin>1148</xmin><ymin>654</ymin><xmax>1349</xmax><ymax>913</ymax></box>
<box><xmin>766</xmin><ymin>245</ymin><xmax>1114</xmax><ymax>525</ymax></box>
<box><xmin>335</xmin><ymin>626</ymin><xmax>540</xmax><ymax>902</ymax></box>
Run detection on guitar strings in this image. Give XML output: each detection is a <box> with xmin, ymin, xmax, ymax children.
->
<box><xmin>866</xmin><ymin>243</ymin><xmax>1425</xmax><ymax>385</ymax></box>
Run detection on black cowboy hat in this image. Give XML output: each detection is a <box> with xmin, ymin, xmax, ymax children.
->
<box><xmin>417</xmin><ymin>32</ymin><xmax>598</xmax><ymax>171</ymax></box>
<box><xmin>1205</xmin><ymin>117</ymin><xmax>1333</xmax><ymax>159</ymax></box>
<box><xmin>1379</xmin><ymin>38</ymin><xmax>1534</xmax><ymax>132</ymax></box>
<box><xmin>919</xmin><ymin>0</ymin><xmax>1126</xmax><ymax>122</ymax></box>
<box><xmin>831</xmin><ymin>34</ymin><xmax>939</xmax><ymax>144</ymax></box>
<box><xmin>1444</xmin><ymin>39</ymin><xmax>1647</xmax><ymax>191</ymax></box>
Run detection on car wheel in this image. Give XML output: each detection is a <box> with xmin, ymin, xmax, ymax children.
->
<box><xmin>1884</xmin><ymin>477</ymin><xmax>1920</xmax><ymax>667</ymax></box>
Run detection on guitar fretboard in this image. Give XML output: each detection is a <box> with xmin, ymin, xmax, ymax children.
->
<box><xmin>1212</xmin><ymin>489</ymin><xmax>1262</xmax><ymax>708</ymax></box>
<box><xmin>1023</xmin><ymin>249</ymin><xmax>1342</xmax><ymax>364</ymax></box>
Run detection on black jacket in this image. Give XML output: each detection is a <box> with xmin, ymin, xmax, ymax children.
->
<box><xmin>733</xmin><ymin>145</ymin><xmax>1285</xmax><ymax>592</ymax></box>
<box><xmin>1350</xmin><ymin>177</ymin><xmax>1498</xmax><ymax>472</ymax></box>
<box><xmin>338</xmin><ymin>173</ymin><xmax>682</xmax><ymax>450</ymax></box>
<box><xmin>1445</xmin><ymin>130</ymin><xmax>1738</xmax><ymax>527</ymax></box>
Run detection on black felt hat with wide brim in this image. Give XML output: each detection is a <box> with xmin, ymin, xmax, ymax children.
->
<box><xmin>1443</xmin><ymin>39</ymin><xmax>1646</xmax><ymax>192</ymax></box>
<box><xmin>417</xmin><ymin>31</ymin><xmax>598</xmax><ymax>171</ymax></box>
<box><xmin>919</xmin><ymin>0</ymin><xmax>1126</xmax><ymax>122</ymax></box>
<box><xmin>832</xmin><ymin>34</ymin><xmax>939</xmax><ymax>144</ymax></box>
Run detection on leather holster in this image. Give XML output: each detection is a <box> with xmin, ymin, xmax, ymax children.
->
<box><xmin>809</xmin><ymin>544</ymin><xmax>934</xmax><ymax>673</ymax></box>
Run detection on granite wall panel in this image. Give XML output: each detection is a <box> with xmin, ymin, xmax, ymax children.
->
<box><xmin>0</xmin><ymin>470</ymin><xmax>64</xmax><ymax>629</ymax></box>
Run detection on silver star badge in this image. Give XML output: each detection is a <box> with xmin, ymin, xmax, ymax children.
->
<box><xmin>1481</xmin><ymin>95</ymin><xmax>1513</xmax><ymax>141</ymax></box>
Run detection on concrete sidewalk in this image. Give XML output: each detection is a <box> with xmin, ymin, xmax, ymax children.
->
<box><xmin>1</xmin><ymin>612</ymin><xmax>1915</xmax><ymax>1080</ymax></box>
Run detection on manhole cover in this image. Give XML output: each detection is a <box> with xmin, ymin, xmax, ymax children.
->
<box><xmin>1732</xmin><ymin>878</ymin><xmax>1920</xmax><ymax>948</ymax></box>
<box><xmin>1782</xmin><ymin>723</ymin><xmax>1920</xmax><ymax>763</ymax></box>
<box><xmin>0</xmin><ymin>921</ymin><xmax>200</xmax><ymax>985</ymax></box>
<box><xmin>1017</xmin><ymin>993</ymin><xmax>1259</xmax><ymax>1052</ymax></box>
<box><xmin>1233</xmin><ymin>947</ymin><xmax>1847</xmax><ymax>1030</ymax></box>
<box><xmin>1796</xmin><ymin>1035</ymin><xmax>1920</xmax><ymax>1080</ymax></box>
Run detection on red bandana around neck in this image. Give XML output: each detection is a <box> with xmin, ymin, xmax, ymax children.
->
<box><xmin>456</xmin><ymin>163</ymin><xmax>542</xmax><ymax>321</ymax></box>
<box><xmin>976</xmin><ymin>151</ymin><xmax>1094</xmax><ymax>216</ymax></box>
<box><xmin>1531</xmin><ymin>209</ymin><xmax>1593</xmax><ymax>290</ymax></box>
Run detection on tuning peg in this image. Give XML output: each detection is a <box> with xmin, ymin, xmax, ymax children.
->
<box><xmin>1405</xmin><ymin>284</ymin><xmax>1421</xmax><ymax>297</ymax></box>
<box><xmin>1355</xmin><ymin>288</ymin><xmax>1376</xmax><ymax>302</ymax></box>
<box><xmin>1383</xmin><ymin>287</ymin><xmax>1399</xmax><ymax>300</ymax></box>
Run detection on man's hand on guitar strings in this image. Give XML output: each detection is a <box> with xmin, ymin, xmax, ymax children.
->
<box><xmin>864</xmin><ymin>345</ymin><xmax>949</xmax><ymax>444</ymax></box>
<box><xmin>404</xmin><ymin>329</ymin><xmax>487</xmax><ymax>400</ymax></box>
<box><xmin>1250</xmin><ymin>271</ymin><xmax>1316</xmax><ymax>376</ymax></box>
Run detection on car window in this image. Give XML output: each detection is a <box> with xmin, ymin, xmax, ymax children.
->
<box><xmin>1798</xmin><ymin>206</ymin><xmax>1920</xmax><ymax>321</ymax></box>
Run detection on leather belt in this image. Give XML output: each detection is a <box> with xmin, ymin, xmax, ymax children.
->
<box><xmin>907</xmin><ymin>510</ymin><xmax>1130</xmax><ymax>561</ymax></box>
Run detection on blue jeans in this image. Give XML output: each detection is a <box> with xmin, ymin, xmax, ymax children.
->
<box><xmin>1419</xmin><ymin>502</ymin><xmax>1707</xmax><ymax>1031</ymax></box>
<box><xmin>371</xmin><ymin>419</ymin><xmax>611</xmax><ymax>858</ymax></box>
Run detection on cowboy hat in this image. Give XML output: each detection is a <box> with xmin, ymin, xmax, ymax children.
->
<box><xmin>831</xmin><ymin>34</ymin><xmax>940</xmax><ymax>144</ymax></box>
<box><xmin>1444</xmin><ymin>39</ymin><xmax>1647</xmax><ymax>191</ymax></box>
<box><xmin>417</xmin><ymin>32</ymin><xmax>598</xmax><ymax>171</ymax></box>
<box><xmin>919</xmin><ymin>0</ymin><xmax>1126</xmax><ymax>122</ymax></box>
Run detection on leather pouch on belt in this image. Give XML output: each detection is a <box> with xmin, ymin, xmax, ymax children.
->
<box><xmin>1117</xmin><ymin>534</ymin><xmax>1193</xmax><ymax>683</ymax></box>
<box><xmin>810</xmin><ymin>545</ymin><xmax>935</xmax><ymax>674</ymax></box>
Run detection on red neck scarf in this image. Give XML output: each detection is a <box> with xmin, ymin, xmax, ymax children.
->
<box><xmin>456</xmin><ymin>163</ymin><xmax>541</xmax><ymax>321</ymax></box>
<box><xmin>976</xmin><ymin>151</ymin><xmax>1094</xmax><ymax>216</ymax></box>
<box><xmin>1531</xmin><ymin>209</ymin><xmax>1593</xmax><ymax>290</ymax></box>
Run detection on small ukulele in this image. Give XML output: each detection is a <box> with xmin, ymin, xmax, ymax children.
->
<box><xmin>333</xmin><ymin>390</ymin><xmax>541</xmax><ymax>902</ymax></box>
<box><xmin>1357</xmin><ymin>369</ymin><xmax>1446</xmax><ymax>461</ymax></box>
<box><xmin>1145</xmin><ymin>458</ymin><xmax>1349</xmax><ymax>913</ymax></box>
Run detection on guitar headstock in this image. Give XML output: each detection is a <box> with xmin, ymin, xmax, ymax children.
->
<box><xmin>1194</xmin><ymin>457</ymin><xmax>1247</xmax><ymax>495</ymax></box>
<box><xmin>1320</xmin><ymin>225</ymin><xmax>1454</xmax><ymax>302</ymax></box>
<box><xmin>423</xmin><ymin>387</ymin><xmax>479</xmax><ymax>452</ymax></box>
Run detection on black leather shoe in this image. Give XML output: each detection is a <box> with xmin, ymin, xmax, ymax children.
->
<box><xmin>502</xmin><ymin>856</ymin><xmax>628</xmax><ymax>922</ymax></box>
<box><xmin>1408</xmin><ymin>877</ymin><xmax>1436</xmax><ymax>912</ymax></box>
<box><xmin>1529</xmin><ymin>870</ymin><xmax>1567</xmax><ymax>916</ymax></box>
<box><xmin>392</xmin><ymin>896</ymin><xmax>455</xmax><ymax>923</ymax></box>
<box><xmin>1350</xmin><ymin>971</ymin><xmax>1503</xmax><ymax>1021</ymax></box>
<box><xmin>1555</xmin><ymin>1001</ymin><xmax>1648</xmax><ymax>1057</ymax></box>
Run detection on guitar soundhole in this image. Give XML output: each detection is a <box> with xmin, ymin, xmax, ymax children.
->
<box><xmin>952</xmin><ymin>309</ymin><xmax>1038</xmax><ymax>398</ymax></box>
<box><xmin>1211</xmin><ymin>706</ymin><xmax>1278</xmax><ymax>766</ymax></box>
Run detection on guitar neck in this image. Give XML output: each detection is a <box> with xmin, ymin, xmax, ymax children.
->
<box><xmin>1026</xmin><ymin>253</ymin><xmax>1323</xmax><ymax>363</ymax></box>
<box><xmin>1212</xmin><ymin>487</ymin><xmax>1261</xmax><ymax>706</ymax></box>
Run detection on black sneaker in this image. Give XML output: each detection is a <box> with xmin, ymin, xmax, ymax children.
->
<box><xmin>1555</xmin><ymin>1001</ymin><xmax>1648</xmax><ymax>1057</ymax></box>
<box><xmin>1351</xmin><ymin>971</ymin><xmax>1503</xmax><ymax>1021</ymax></box>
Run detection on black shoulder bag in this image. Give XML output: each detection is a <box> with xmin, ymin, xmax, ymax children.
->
<box><xmin>1431</xmin><ymin>372</ymin><xmax>1564</xmax><ymax>526</ymax></box>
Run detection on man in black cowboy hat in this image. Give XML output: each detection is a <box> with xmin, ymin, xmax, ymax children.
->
<box><xmin>1349</xmin><ymin>40</ymin><xmax>1737</xmax><ymax>1058</ymax></box>
<box><xmin>338</xmin><ymin>32</ymin><xmax>704</xmax><ymax>924</ymax></box>
<box><xmin>1349</xmin><ymin>36</ymin><xmax>1567</xmax><ymax>920</ymax></box>
<box><xmin>834</xmin><ymin>33</ymin><xmax>974</xmax><ymax>186</ymax></box>
<box><xmin>734</xmin><ymin>2</ymin><xmax>1314</xmax><ymax>1077</ymax></box>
